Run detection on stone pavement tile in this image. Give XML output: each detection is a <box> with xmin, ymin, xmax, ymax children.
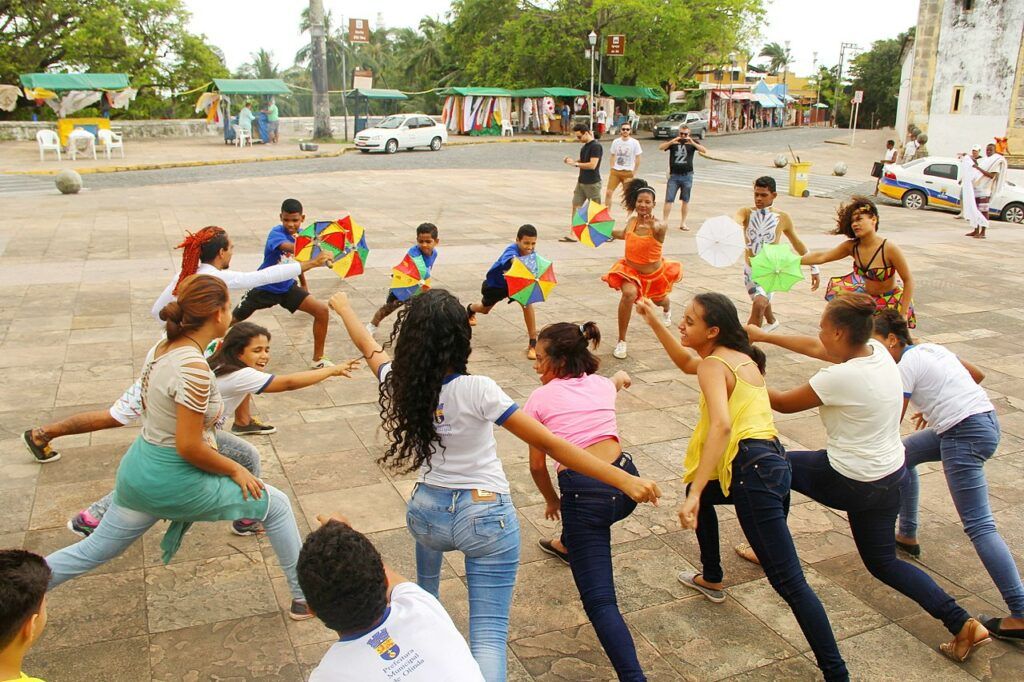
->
<box><xmin>297</xmin><ymin>481</ymin><xmax>409</xmax><ymax>534</ymax></box>
<box><xmin>626</xmin><ymin>596</ymin><xmax>797</xmax><ymax>681</ymax></box>
<box><xmin>633</xmin><ymin>437</ymin><xmax>688</xmax><ymax>472</ymax></box>
<box><xmin>144</xmin><ymin>552</ymin><xmax>278</xmax><ymax>633</ymax></box>
<box><xmin>830</xmin><ymin>623</ymin><xmax>976</xmax><ymax>681</ymax></box>
<box><xmin>28</xmin><ymin>478</ymin><xmax>114</xmax><ymax>531</ymax></box>
<box><xmin>24</xmin><ymin>526</ymin><xmax>143</xmax><ymax>576</ymax></box>
<box><xmin>786</xmin><ymin>502</ymin><xmax>859</xmax><ymax>564</ymax></box>
<box><xmin>0</xmin><ymin>446</ymin><xmax>40</xmax><ymax>491</ymax></box>
<box><xmin>269</xmin><ymin>417</ymin><xmax>362</xmax><ymax>460</ymax></box>
<box><xmin>912</xmin><ymin>519</ymin><xmax>1024</xmax><ymax>596</ymax></box>
<box><xmin>35</xmin><ymin>569</ymin><xmax>147</xmax><ymax>651</ymax></box>
<box><xmin>624</xmin><ymin>379</ymin><xmax>701</xmax><ymax>410</ymax></box>
<box><xmin>0</xmin><ymin>486</ymin><xmax>33</xmax><ymax>534</ymax></box>
<box><xmin>511</xmin><ymin>622</ymin><xmax>681</xmax><ymax>681</ymax></box>
<box><xmin>616</xmin><ymin>409</ymin><xmax>692</xmax><ymax>446</ymax></box>
<box><xmin>269</xmin><ymin>575</ymin><xmax>337</xmax><ymax>648</ymax></box>
<box><xmin>300</xmin><ymin>401</ymin><xmax>381</xmax><ymax>421</ymax></box>
<box><xmin>295</xmin><ymin>640</ymin><xmax>333</xmax><ymax>680</ymax></box>
<box><xmin>661</xmin><ymin>520</ymin><xmax>772</xmax><ymax>589</ymax></box>
<box><xmin>508</xmin><ymin>558</ymin><xmax>591</xmax><ymax>640</ymax></box>
<box><xmin>281</xmin><ymin>447</ymin><xmax>389</xmax><ymax>495</ymax></box>
<box><xmin>0</xmin><ymin>384</ymin><xmax>56</xmax><ymax>412</ymax></box>
<box><xmin>35</xmin><ymin>443</ymin><xmax>125</xmax><ymax>487</ymax></box>
<box><xmin>729</xmin><ymin>566</ymin><xmax>888</xmax><ymax>652</ymax></box>
<box><xmin>149</xmin><ymin>613</ymin><xmax>302</xmax><ymax>681</ymax></box>
<box><xmin>773</xmin><ymin>415</ymin><xmax>830</xmax><ymax>452</ymax></box>
<box><xmin>140</xmin><ymin>520</ymin><xmax>259</xmax><ymax>567</ymax></box>
<box><xmin>24</xmin><ymin>635</ymin><xmax>149</xmax><ymax>682</ymax></box>
<box><xmin>610</xmin><ymin>535</ymin><xmax>699</xmax><ymax>613</ymax></box>
<box><xmin>725</xmin><ymin>655</ymin><xmax>820</xmax><ymax>681</ymax></box>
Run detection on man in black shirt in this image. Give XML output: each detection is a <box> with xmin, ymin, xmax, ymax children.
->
<box><xmin>561</xmin><ymin>123</ymin><xmax>603</xmax><ymax>242</ymax></box>
<box><xmin>658</xmin><ymin>125</ymin><xmax>708</xmax><ymax>231</ymax></box>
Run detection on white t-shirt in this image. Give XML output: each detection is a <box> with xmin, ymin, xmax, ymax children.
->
<box><xmin>902</xmin><ymin>140</ymin><xmax>918</xmax><ymax>162</ymax></box>
<box><xmin>610</xmin><ymin>137</ymin><xmax>643</xmax><ymax>171</ymax></box>
<box><xmin>378</xmin><ymin>364</ymin><xmax>517</xmax><ymax>493</ymax></box>
<box><xmin>899</xmin><ymin>344</ymin><xmax>992</xmax><ymax>434</ymax></box>
<box><xmin>216</xmin><ymin>366</ymin><xmax>274</xmax><ymax>417</ymax></box>
<box><xmin>884</xmin><ymin>148</ymin><xmax>897</xmax><ymax>162</ymax></box>
<box><xmin>151</xmin><ymin>261</ymin><xmax>302</xmax><ymax>320</ymax></box>
<box><xmin>808</xmin><ymin>339</ymin><xmax>905</xmax><ymax>482</ymax></box>
<box><xmin>597</xmin><ymin>109</ymin><xmax>607</xmax><ymax>124</ymax></box>
<box><xmin>309</xmin><ymin>582</ymin><xmax>484</xmax><ymax>682</ymax></box>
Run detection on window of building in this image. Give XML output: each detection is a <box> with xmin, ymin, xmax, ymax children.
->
<box><xmin>962</xmin><ymin>0</ymin><xmax>974</xmax><ymax>11</ymax></box>
<box><xmin>951</xmin><ymin>86</ymin><xmax>964</xmax><ymax>114</ymax></box>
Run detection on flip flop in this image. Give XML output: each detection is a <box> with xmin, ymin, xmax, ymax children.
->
<box><xmin>558</xmin><ymin>236</ymin><xmax>578</xmax><ymax>243</ymax></box>
<box><xmin>734</xmin><ymin>543</ymin><xmax>761</xmax><ymax>565</ymax></box>
<box><xmin>677</xmin><ymin>571</ymin><xmax>726</xmax><ymax>603</ymax></box>
<box><xmin>979</xmin><ymin>614</ymin><xmax>1024</xmax><ymax>642</ymax></box>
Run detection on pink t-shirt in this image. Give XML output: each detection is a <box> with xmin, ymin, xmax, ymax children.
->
<box><xmin>523</xmin><ymin>374</ymin><xmax>619</xmax><ymax>472</ymax></box>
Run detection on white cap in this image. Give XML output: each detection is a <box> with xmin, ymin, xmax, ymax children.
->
<box><xmin>971</xmin><ymin>144</ymin><xmax>982</xmax><ymax>152</ymax></box>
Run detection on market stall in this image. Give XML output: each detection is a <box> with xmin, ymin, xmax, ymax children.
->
<box><xmin>347</xmin><ymin>88</ymin><xmax>409</xmax><ymax>134</ymax></box>
<box><xmin>19</xmin><ymin>73</ymin><xmax>134</xmax><ymax>144</ymax></box>
<box><xmin>439</xmin><ymin>87</ymin><xmax>514</xmax><ymax>135</ymax></box>
<box><xmin>205</xmin><ymin>78</ymin><xmax>292</xmax><ymax>144</ymax></box>
<box><xmin>600</xmin><ymin>84</ymin><xmax>666</xmax><ymax>132</ymax></box>
<box><xmin>511</xmin><ymin>87</ymin><xmax>587</xmax><ymax>134</ymax></box>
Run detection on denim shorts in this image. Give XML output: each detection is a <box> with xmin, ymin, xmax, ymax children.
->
<box><xmin>666</xmin><ymin>172</ymin><xmax>693</xmax><ymax>203</ymax></box>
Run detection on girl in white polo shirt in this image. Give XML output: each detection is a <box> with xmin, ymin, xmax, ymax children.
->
<box><xmin>748</xmin><ymin>294</ymin><xmax>990</xmax><ymax>663</ymax></box>
<box><xmin>328</xmin><ymin>289</ymin><xmax>660</xmax><ymax>682</ymax></box>
<box><xmin>873</xmin><ymin>309</ymin><xmax>1024</xmax><ymax>642</ymax></box>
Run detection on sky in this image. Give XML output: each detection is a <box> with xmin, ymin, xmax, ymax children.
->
<box><xmin>184</xmin><ymin>0</ymin><xmax>921</xmax><ymax>76</ymax></box>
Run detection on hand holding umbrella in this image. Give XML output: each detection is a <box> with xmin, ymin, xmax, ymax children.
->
<box><xmin>390</xmin><ymin>253</ymin><xmax>431</xmax><ymax>302</ymax></box>
<box><xmin>749</xmin><ymin>243</ymin><xmax>804</xmax><ymax>293</ymax></box>
<box><xmin>505</xmin><ymin>253</ymin><xmax>557</xmax><ymax>306</ymax></box>
<box><xmin>571</xmin><ymin>199</ymin><xmax>616</xmax><ymax>247</ymax></box>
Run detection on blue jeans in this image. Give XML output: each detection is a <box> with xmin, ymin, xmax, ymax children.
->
<box><xmin>899</xmin><ymin>411</ymin><xmax>1024</xmax><ymax>617</ymax></box>
<box><xmin>558</xmin><ymin>454</ymin><xmax>644</xmax><ymax>682</ymax></box>
<box><xmin>87</xmin><ymin>429</ymin><xmax>261</xmax><ymax>520</ymax></box>
<box><xmin>665</xmin><ymin>172</ymin><xmax>693</xmax><ymax>203</ymax></box>
<box><xmin>789</xmin><ymin>450</ymin><xmax>970</xmax><ymax>635</ymax></box>
<box><xmin>407</xmin><ymin>483</ymin><xmax>520</xmax><ymax>682</ymax></box>
<box><xmin>46</xmin><ymin>484</ymin><xmax>304</xmax><ymax>598</ymax></box>
<box><xmin>694</xmin><ymin>440</ymin><xmax>848</xmax><ymax>681</ymax></box>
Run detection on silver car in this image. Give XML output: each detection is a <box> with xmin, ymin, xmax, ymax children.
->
<box><xmin>652</xmin><ymin>112</ymin><xmax>707</xmax><ymax>139</ymax></box>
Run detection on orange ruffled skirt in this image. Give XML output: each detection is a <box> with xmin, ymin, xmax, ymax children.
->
<box><xmin>602</xmin><ymin>259</ymin><xmax>683</xmax><ymax>301</ymax></box>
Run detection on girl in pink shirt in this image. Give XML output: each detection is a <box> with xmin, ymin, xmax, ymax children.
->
<box><xmin>524</xmin><ymin>321</ymin><xmax>646</xmax><ymax>681</ymax></box>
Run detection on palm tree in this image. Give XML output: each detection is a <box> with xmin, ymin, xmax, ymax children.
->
<box><xmin>236</xmin><ymin>49</ymin><xmax>280</xmax><ymax>79</ymax></box>
<box><xmin>759</xmin><ymin>41</ymin><xmax>791</xmax><ymax>76</ymax></box>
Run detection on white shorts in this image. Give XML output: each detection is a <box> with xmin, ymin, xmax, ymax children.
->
<box><xmin>743</xmin><ymin>265</ymin><xmax>773</xmax><ymax>302</ymax></box>
<box><xmin>109</xmin><ymin>379</ymin><xmax>144</xmax><ymax>426</ymax></box>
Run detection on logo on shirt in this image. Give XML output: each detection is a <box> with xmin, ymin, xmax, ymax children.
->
<box><xmin>433</xmin><ymin>402</ymin><xmax>445</xmax><ymax>425</ymax></box>
<box><xmin>368</xmin><ymin>628</ymin><xmax>400</xmax><ymax>660</ymax></box>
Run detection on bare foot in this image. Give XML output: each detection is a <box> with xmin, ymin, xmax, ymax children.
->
<box><xmin>551</xmin><ymin>538</ymin><xmax>568</xmax><ymax>554</ymax></box>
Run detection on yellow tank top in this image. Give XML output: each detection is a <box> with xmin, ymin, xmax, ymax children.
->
<box><xmin>683</xmin><ymin>355</ymin><xmax>778</xmax><ymax>495</ymax></box>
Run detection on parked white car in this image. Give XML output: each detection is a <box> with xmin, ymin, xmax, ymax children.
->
<box><xmin>878</xmin><ymin>155</ymin><xmax>1024</xmax><ymax>224</ymax></box>
<box><xmin>354</xmin><ymin>114</ymin><xmax>447</xmax><ymax>153</ymax></box>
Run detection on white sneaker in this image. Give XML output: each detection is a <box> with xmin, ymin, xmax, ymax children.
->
<box><xmin>613</xmin><ymin>341</ymin><xmax>628</xmax><ymax>359</ymax></box>
<box><xmin>762</xmin><ymin>319</ymin><xmax>780</xmax><ymax>334</ymax></box>
<box><xmin>663</xmin><ymin>309</ymin><xmax>672</xmax><ymax>326</ymax></box>
<box><xmin>365</xmin><ymin>322</ymin><xmax>378</xmax><ymax>336</ymax></box>
<box><xmin>310</xmin><ymin>357</ymin><xmax>334</xmax><ymax>369</ymax></box>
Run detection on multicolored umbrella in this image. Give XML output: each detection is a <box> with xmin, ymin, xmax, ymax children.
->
<box><xmin>390</xmin><ymin>253</ymin><xmax>431</xmax><ymax>301</ymax></box>
<box><xmin>696</xmin><ymin>216</ymin><xmax>746</xmax><ymax>267</ymax></box>
<box><xmin>329</xmin><ymin>216</ymin><xmax>370</xmax><ymax>279</ymax></box>
<box><xmin>749</xmin><ymin>243</ymin><xmax>804</xmax><ymax>293</ymax></box>
<box><xmin>571</xmin><ymin>199</ymin><xmax>615</xmax><ymax>247</ymax></box>
<box><xmin>294</xmin><ymin>220</ymin><xmax>348</xmax><ymax>261</ymax></box>
<box><xmin>504</xmin><ymin>253</ymin><xmax>557</xmax><ymax>306</ymax></box>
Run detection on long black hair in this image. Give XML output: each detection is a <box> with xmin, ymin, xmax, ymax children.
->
<box><xmin>379</xmin><ymin>289</ymin><xmax>472</xmax><ymax>474</ymax></box>
<box><xmin>537</xmin><ymin>321</ymin><xmax>600</xmax><ymax>378</ymax></box>
<box><xmin>209</xmin><ymin>322</ymin><xmax>271</xmax><ymax>377</ymax></box>
<box><xmin>693</xmin><ymin>292</ymin><xmax>767</xmax><ymax>374</ymax></box>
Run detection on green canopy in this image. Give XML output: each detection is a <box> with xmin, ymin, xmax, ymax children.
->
<box><xmin>440</xmin><ymin>87</ymin><xmax>516</xmax><ymax>97</ymax></box>
<box><xmin>512</xmin><ymin>87</ymin><xmax>588</xmax><ymax>98</ymax></box>
<box><xmin>601</xmin><ymin>84</ymin><xmax>666</xmax><ymax>101</ymax></box>
<box><xmin>212</xmin><ymin>78</ymin><xmax>292</xmax><ymax>95</ymax></box>
<box><xmin>348</xmin><ymin>88</ymin><xmax>408</xmax><ymax>100</ymax></box>
<box><xmin>20</xmin><ymin>73</ymin><xmax>130</xmax><ymax>92</ymax></box>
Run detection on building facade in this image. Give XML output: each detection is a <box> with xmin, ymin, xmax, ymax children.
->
<box><xmin>897</xmin><ymin>0</ymin><xmax>1024</xmax><ymax>159</ymax></box>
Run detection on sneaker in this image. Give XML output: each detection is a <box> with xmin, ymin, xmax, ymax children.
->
<box><xmin>231</xmin><ymin>519</ymin><xmax>262</xmax><ymax>536</ymax></box>
<box><xmin>678</xmin><ymin>571</ymin><xmax>726</xmax><ymax>603</ymax></box>
<box><xmin>290</xmin><ymin>598</ymin><xmax>315</xmax><ymax>621</ymax></box>
<box><xmin>231</xmin><ymin>418</ymin><xmax>276</xmax><ymax>436</ymax></box>
<box><xmin>613</xmin><ymin>341</ymin><xmax>627</xmax><ymax>359</ymax></box>
<box><xmin>537</xmin><ymin>539</ymin><xmax>570</xmax><ymax>566</ymax></box>
<box><xmin>310</xmin><ymin>357</ymin><xmax>334</xmax><ymax>370</ymax></box>
<box><xmin>22</xmin><ymin>429</ymin><xmax>60</xmax><ymax>463</ymax></box>
<box><xmin>663</xmin><ymin>309</ymin><xmax>672</xmax><ymax>326</ymax></box>
<box><xmin>365</xmin><ymin>322</ymin><xmax>378</xmax><ymax>336</ymax></box>
<box><xmin>761</xmin><ymin>319</ymin><xmax>780</xmax><ymax>334</ymax></box>
<box><xmin>68</xmin><ymin>510</ymin><xmax>98</xmax><ymax>538</ymax></box>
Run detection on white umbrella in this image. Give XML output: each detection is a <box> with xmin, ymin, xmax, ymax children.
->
<box><xmin>696</xmin><ymin>216</ymin><xmax>746</xmax><ymax>267</ymax></box>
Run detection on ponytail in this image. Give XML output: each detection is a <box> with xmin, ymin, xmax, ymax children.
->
<box><xmin>693</xmin><ymin>293</ymin><xmax>767</xmax><ymax>374</ymax></box>
<box><xmin>162</xmin><ymin>274</ymin><xmax>229</xmax><ymax>341</ymax></box>
<box><xmin>173</xmin><ymin>227</ymin><xmax>227</xmax><ymax>294</ymax></box>
<box><xmin>873</xmin><ymin>308</ymin><xmax>914</xmax><ymax>347</ymax></box>
<box><xmin>537</xmin><ymin>321</ymin><xmax>601</xmax><ymax>378</ymax></box>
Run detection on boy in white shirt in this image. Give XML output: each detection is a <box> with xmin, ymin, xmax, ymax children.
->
<box><xmin>300</xmin><ymin>515</ymin><xmax>484</xmax><ymax>682</ymax></box>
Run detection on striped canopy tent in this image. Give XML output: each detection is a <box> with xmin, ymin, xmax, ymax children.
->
<box><xmin>439</xmin><ymin>87</ymin><xmax>515</xmax><ymax>135</ymax></box>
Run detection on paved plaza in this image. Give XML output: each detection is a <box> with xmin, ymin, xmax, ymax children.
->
<box><xmin>2</xmin><ymin>138</ymin><xmax>1024</xmax><ymax>681</ymax></box>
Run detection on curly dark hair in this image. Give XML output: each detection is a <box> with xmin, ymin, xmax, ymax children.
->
<box><xmin>538</xmin><ymin>321</ymin><xmax>600</xmax><ymax>378</ymax></box>
<box><xmin>379</xmin><ymin>289</ymin><xmax>471</xmax><ymax>474</ymax></box>
<box><xmin>622</xmin><ymin>177</ymin><xmax>657</xmax><ymax>213</ymax></box>
<box><xmin>693</xmin><ymin>293</ymin><xmax>767</xmax><ymax>375</ymax></box>
<box><xmin>832</xmin><ymin>195</ymin><xmax>879</xmax><ymax>239</ymax></box>
<box><xmin>209</xmin><ymin>321</ymin><xmax>271</xmax><ymax>377</ymax></box>
<box><xmin>297</xmin><ymin>521</ymin><xmax>387</xmax><ymax>634</ymax></box>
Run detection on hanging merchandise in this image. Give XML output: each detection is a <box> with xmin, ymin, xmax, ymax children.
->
<box><xmin>57</xmin><ymin>90</ymin><xmax>102</xmax><ymax>117</ymax></box>
<box><xmin>0</xmin><ymin>85</ymin><xmax>20</xmax><ymax>112</ymax></box>
<box><xmin>108</xmin><ymin>87</ymin><xmax>137</xmax><ymax>110</ymax></box>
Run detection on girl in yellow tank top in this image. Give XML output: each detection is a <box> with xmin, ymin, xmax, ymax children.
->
<box><xmin>636</xmin><ymin>292</ymin><xmax>849</xmax><ymax>681</ymax></box>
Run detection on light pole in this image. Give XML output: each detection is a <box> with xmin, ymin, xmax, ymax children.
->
<box><xmin>812</xmin><ymin>51</ymin><xmax>819</xmax><ymax>126</ymax></box>
<box><xmin>834</xmin><ymin>42</ymin><xmax>859</xmax><ymax>128</ymax></box>
<box><xmin>588</xmin><ymin>30</ymin><xmax>598</xmax><ymax>133</ymax></box>
<box><xmin>782</xmin><ymin>39</ymin><xmax>790</xmax><ymax>127</ymax></box>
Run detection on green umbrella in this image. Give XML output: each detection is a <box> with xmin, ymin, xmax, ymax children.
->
<box><xmin>749</xmin><ymin>243</ymin><xmax>804</xmax><ymax>293</ymax></box>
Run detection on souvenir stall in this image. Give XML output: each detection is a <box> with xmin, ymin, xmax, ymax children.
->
<box><xmin>512</xmin><ymin>87</ymin><xmax>587</xmax><ymax>133</ymax></box>
<box><xmin>600</xmin><ymin>84</ymin><xmax>666</xmax><ymax>133</ymax></box>
<box><xmin>752</xmin><ymin>81</ymin><xmax>785</xmax><ymax>129</ymax></box>
<box><xmin>348</xmin><ymin>88</ymin><xmax>409</xmax><ymax>134</ymax></box>
<box><xmin>19</xmin><ymin>73</ymin><xmax>135</xmax><ymax>144</ymax></box>
<box><xmin>439</xmin><ymin>87</ymin><xmax>515</xmax><ymax>136</ymax></box>
<box><xmin>205</xmin><ymin>79</ymin><xmax>293</xmax><ymax>144</ymax></box>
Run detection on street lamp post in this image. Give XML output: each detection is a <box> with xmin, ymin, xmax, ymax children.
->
<box><xmin>812</xmin><ymin>51</ymin><xmax>820</xmax><ymax>126</ymax></box>
<box><xmin>782</xmin><ymin>39</ymin><xmax>790</xmax><ymax>128</ymax></box>
<box><xmin>588</xmin><ymin>30</ymin><xmax>598</xmax><ymax>133</ymax></box>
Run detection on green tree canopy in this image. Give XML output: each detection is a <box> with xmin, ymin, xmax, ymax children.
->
<box><xmin>848</xmin><ymin>28</ymin><xmax>914</xmax><ymax>129</ymax></box>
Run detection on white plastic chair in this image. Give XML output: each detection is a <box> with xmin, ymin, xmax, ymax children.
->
<box><xmin>97</xmin><ymin>129</ymin><xmax>125</xmax><ymax>159</ymax></box>
<box><xmin>234</xmin><ymin>125</ymin><xmax>253</xmax><ymax>148</ymax></box>
<box><xmin>501</xmin><ymin>120</ymin><xmax>514</xmax><ymax>137</ymax></box>
<box><xmin>36</xmin><ymin>130</ymin><xmax>61</xmax><ymax>161</ymax></box>
<box><xmin>67</xmin><ymin>128</ymin><xmax>96</xmax><ymax>161</ymax></box>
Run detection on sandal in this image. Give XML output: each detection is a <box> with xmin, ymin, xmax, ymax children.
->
<box><xmin>558</xmin><ymin>236</ymin><xmax>578</xmax><ymax>243</ymax></box>
<box><xmin>22</xmin><ymin>429</ymin><xmax>61</xmax><ymax>463</ymax></box>
<box><xmin>677</xmin><ymin>571</ymin><xmax>726</xmax><ymax>603</ymax></box>
<box><xmin>978</xmin><ymin>614</ymin><xmax>1024</xmax><ymax>642</ymax></box>
<box><xmin>896</xmin><ymin>539</ymin><xmax>921</xmax><ymax>558</ymax></box>
<box><xmin>734</xmin><ymin>543</ymin><xmax>761</xmax><ymax>565</ymax></box>
<box><xmin>939</xmin><ymin>618</ymin><xmax>991</xmax><ymax>662</ymax></box>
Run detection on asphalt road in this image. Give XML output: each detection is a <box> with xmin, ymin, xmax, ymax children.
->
<box><xmin>82</xmin><ymin>127</ymin><xmax>843</xmax><ymax>191</ymax></box>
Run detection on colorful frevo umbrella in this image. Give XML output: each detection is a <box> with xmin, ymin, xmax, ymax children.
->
<box><xmin>293</xmin><ymin>216</ymin><xmax>370</xmax><ymax>278</ymax></box>
<box><xmin>504</xmin><ymin>253</ymin><xmax>557</xmax><ymax>306</ymax></box>
<box><xmin>749</xmin><ymin>243</ymin><xmax>804</xmax><ymax>294</ymax></box>
<box><xmin>390</xmin><ymin>253</ymin><xmax>431</xmax><ymax>302</ymax></box>
<box><xmin>571</xmin><ymin>199</ymin><xmax>615</xmax><ymax>247</ymax></box>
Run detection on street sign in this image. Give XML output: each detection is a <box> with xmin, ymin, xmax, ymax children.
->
<box><xmin>606</xmin><ymin>35</ymin><xmax>626</xmax><ymax>56</ymax></box>
<box><xmin>349</xmin><ymin>18</ymin><xmax>370</xmax><ymax>44</ymax></box>
<box><xmin>353</xmin><ymin>70</ymin><xmax>373</xmax><ymax>89</ymax></box>
<box><xmin>852</xmin><ymin>90</ymin><xmax>863</xmax><ymax>104</ymax></box>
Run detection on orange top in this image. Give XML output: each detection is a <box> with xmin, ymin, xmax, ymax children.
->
<box><xmin>624</xmin><ymin>219</ymin><xmax>663</xmax><ymax>265</ymax></box>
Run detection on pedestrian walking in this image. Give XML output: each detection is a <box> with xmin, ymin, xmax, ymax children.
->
<box><xmin>561</xmin><ymin>123</ymin><xmax>603</xmax><ymax>242</ymax></box>
<box><xmin>966</xmin><ymin>142</ymin><xmax>1008</xmax><ymax>239</ymax></box>
<box><xmin>873</xmin><ymin>139</ymin><xmax>897</xmax><ymax>196</ymax></box>
<box><xmin>603</xmin><ymin>123</ymin><xmax>642</xmax><ymax>212</ymax></box>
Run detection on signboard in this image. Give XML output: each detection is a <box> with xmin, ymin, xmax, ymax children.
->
<box><xmin>852</xmin><ymin>90</ymin><xmax>863</xmax><ymax>104</ymax></box>
<box><xmin>352</xmin><ymin>70</ymin><xmax>373</xmax><ymax>90</ymax></box>
<box><xmin>606</xmin><ymin>35</ymin><xmax>626</xmax><ymax>56</ymax></box>
<box><xmin>349</xmin><ymin>18</ymin><xmax>370</xmax><ymax>44</ymax></box>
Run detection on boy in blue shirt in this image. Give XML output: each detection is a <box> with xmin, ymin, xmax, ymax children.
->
<box><xmin>366</xmin><ymin>223</ymin><xmax>439</xmax><ymax>335</ymax></box>
<box><xmin>233</xmin><ymin>198</ymin><xmax>333</xmax><ymax>368</ymax></box>
<box><xmin>467</xmin><ymin>224</ymin><xmax>539</xmax><ymax>359</ymax></box>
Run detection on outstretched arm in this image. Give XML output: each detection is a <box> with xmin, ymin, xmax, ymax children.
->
<box><xmin>746</xmin><ymin>324</ymin><xmax>836</xmax><ymax>363</ymax></box>
<box><xmin>636</xmin><ymin>299</ymin><xmax>700</xmax><ymax>373</ymax></box>
<box><xmin>801</xmin><ymin>240</ymin><xmax>853</xmax><ymax>266</ymax></box>
<box><xmin>263</xmin><ymin>360</ymin><xmax>360</xmax><ymax>393</ymax></box>
<box><xmin>328</xmin><ymin>292</ymin><xmax>391</xmax><ymax>376</ymax></box>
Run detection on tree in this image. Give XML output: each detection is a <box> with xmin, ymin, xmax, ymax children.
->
<box><xmin>758</xmin><ymin>41</ymin><xmax>791</xmax><ymax>76</ymax></box>
<box><xmin>848</xmin><ymin>28</ymin><xmax>913</xmax><ymax>129</ymax></box>
<box><xmin>1</xmin><ymin>0</ymin><xmax>228</xmax><ymax>118</ymax></box>
<box><xmin>236</xmin><ymin>49</ymin><xmax>281</xmax><ymax>80</ymax></box>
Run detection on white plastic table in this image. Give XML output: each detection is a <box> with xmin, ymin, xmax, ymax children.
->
<box><xmin>67</xmin><ymin>128</ymin><xmax>97</xmax><ymax>160</ymax></box>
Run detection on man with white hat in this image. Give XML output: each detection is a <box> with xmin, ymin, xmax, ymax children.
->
<box><xmin>966</xmin><ymin>143</ymin><xmax>1007</xmax><ymax>238</ymax></box>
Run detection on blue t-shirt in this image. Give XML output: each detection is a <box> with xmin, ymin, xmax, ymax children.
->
<box><xmin>255</xmin><ymin>225</ymin><xmax>298</xmax><ymax>294</ymax></box>
<box><xmin>484</xmin><ymin>243</ymin><xmax>523</xmax><ymax>289</ymax></box>
<box><xmin>409</xmin><ymin>245</ymin><xmax>438</xmax><ymax>270</ymax></box>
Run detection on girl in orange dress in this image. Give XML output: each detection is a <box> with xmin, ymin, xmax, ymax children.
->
<box><xmin>602</xmin><ymin>178</ymin><xmax>683</xmax><ymax>359</ymax></box>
